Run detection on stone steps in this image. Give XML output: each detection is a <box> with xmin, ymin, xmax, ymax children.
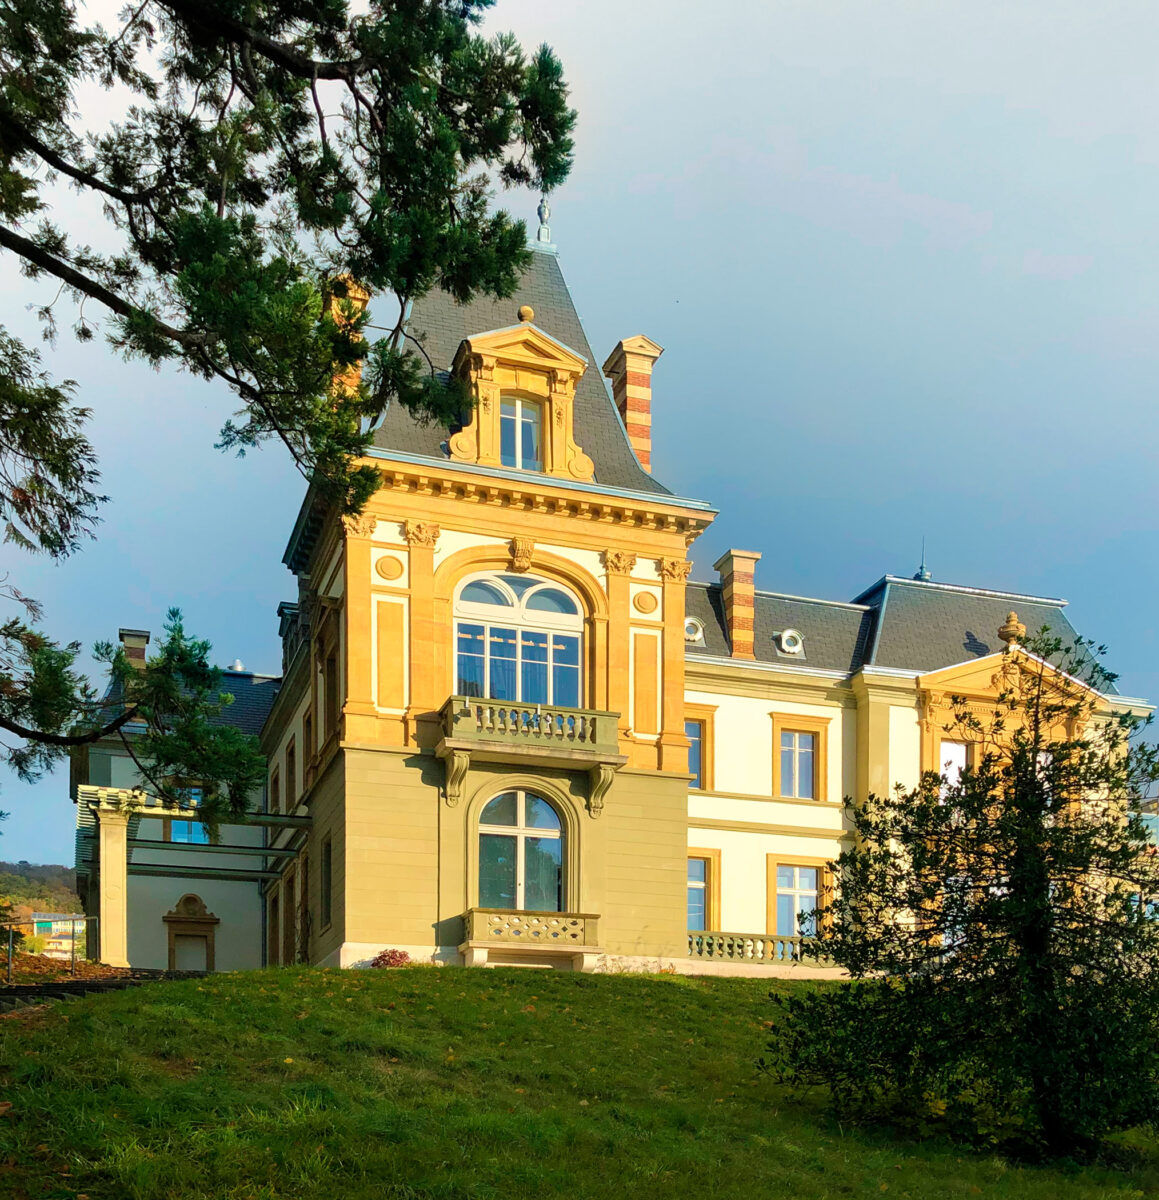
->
<box><xmin>0</xmin><ymin>969</ymin><xmax>206</xmax><ymax>1012</ymax></box>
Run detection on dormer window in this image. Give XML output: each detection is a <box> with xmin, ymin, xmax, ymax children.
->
<box><xmin>500</xmin><ymin>396</ymin><xmax>543</xmax><ymax>471</ymax></box>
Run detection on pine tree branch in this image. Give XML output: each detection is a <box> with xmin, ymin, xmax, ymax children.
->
<box><xmin>0</xmin><ymin>704</ymin><xmax>139</xmax><ymax>747</ymax></box>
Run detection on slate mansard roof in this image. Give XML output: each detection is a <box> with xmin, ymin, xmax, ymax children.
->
<box><xmin>371</xmin><ymin>247</ymin><xmax>671</xmax><ymax>496</ymax></box>
<box><xmin>686</xmin><ymin>574</ymin><xmax>1102</xmax><ymax>685</ymax></box>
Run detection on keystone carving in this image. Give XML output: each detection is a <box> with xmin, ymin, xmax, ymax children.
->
<box><xmin>404</xmin><ymin>520</ymin><xmax>440</xmax><ymax>548</ymax></box>
<box><xmin>509</xmin><ymin>536</ymin><xmax>534</xmax><ymax>572</ymax></box>
<box><xmin>341</xmin><ymin>513</ymin><xmax>377</xmax><ymax>540</ymax></box>
<box><xmin>443</xmin><ymin>750</ymin><xmax>470</xmax><ymax>807</ymax></box>
<box><xmin>603</xmin><ymin>549</ymin><xmax>637</xmax><ymax>576</ymax></box>
<box><xmin>658</xmin><ymin>557</ymin><xmax>692</xmax><ymax>582</ymax></box>
<box><xmin>587</xmin><ymin>763</ymin><xmax>617</xmax><ymax>818</ymax></box>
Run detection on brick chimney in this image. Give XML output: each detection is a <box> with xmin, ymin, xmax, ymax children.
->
<box><xmin>713</xmin><ymin>550</ymin><xmax>761</xmax><ymax>660</ymax></box>
<box><xmin>603</xmin><ymin>335</ymin><xmax>664</xmax><ymax>472</ymax></box>
<box><xmin>118</xmin><ymin>628</ymin><xmax>150</xmax><ymax>670</ymax></box>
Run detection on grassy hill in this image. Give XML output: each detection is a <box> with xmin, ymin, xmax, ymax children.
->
<box><xmin>0</xmin><ymin>968</ymin><xmax>1155</xmax><ymax>1199</ymax></box>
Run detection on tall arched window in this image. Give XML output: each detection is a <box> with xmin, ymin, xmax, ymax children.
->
<box><xmin>478</xmin><ymin>790</ymin><xmax>563</xmax><ymax>911</ymax></box>
<box><xmin>455</xmin><ymin>573</ymin><xmax>582</xmax><ymax>706</ymax></box>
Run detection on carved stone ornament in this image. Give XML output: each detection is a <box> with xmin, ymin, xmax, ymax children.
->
<box><xmin>603</xmin><ymin>549</ymin><xmax>637</xmax><ymax>576</ymax></box>
<box><xmin>509</xmin><ymin>536</ymin><xmax>535</xmax><ymax>572</ymax></box>
<box><xmin>921</xmin><ymin>690</ymin><xmax>944</xmax><ymax>734</ymax></box>
<box><xmin>341</xmin><ymin>513</ymin><xmax>377</xmax><ymax>540</ymax></box>
<box><xmin>404</xmin><ymin>520</ymin><xmax>440</xmax><ymax>548</ymax></box>
<box><xmin>587</xmin><ymin>763</ymin><xmax>617</xmax><ymax>818</ymax></box>
<box><xmin>633</xmin><ymin>591</ymin><xmax>659</xmax><ymax>614</ymax></box>
<box><xmin>443</xmin><ymin>750</ymin><xmax>470</xmax><ymax>807</ymax></box>
<box><xmin>658</xmin><ymin>557</ymin><xmax>693</xmax><ymax>583</ymax></box>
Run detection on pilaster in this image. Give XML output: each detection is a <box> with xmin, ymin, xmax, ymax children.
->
<box><xmin>96</xmin><ymin>808</ymin><xmax>131</xmax><ymax>968</ymax></box>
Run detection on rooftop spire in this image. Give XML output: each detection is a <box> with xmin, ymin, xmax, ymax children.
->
<box><xmin>913</xmin><ymin>538</ymin><xmax>932</xmax><ymax>582</ymax></box>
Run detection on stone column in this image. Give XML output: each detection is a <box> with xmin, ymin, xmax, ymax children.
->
<box><xmin>404</xmin><ymin>520</ymin><xmax>441</xmax><ymax>748</ymax></box>
<box><xmin>603</xmin><ymin>551</ymin><xmax>636</xmax><ymax>741</ymax></box>
<box><xmin>341</xmin><ymin>513</ymin><xmax>378</xmax><ymax>743</ymax></box>
<box><xmin>96</xmin><ymin>808</ymin><xmax>131</xmax><ymax>968</ymax></box>
<box><xmin>658</xmin><ymin>557</ymin><xmax>693</xmax><ymax>772</ymax></box>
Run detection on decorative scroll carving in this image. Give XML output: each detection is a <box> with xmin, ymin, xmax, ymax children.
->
<box><xmin>603</xmin><ymin>549</ymin><xmax>637</xmax><ymax>576</ymax></box>
<box><xmin>587</xmin><ymin>763</ymin><xmax>617</xmax><ymax>818</ymax></box>
<box><xmin>443</xmin><ymin>750</ymin><xmax>470</xmax><ymax>807</ymax></box>
<box><xmin>921</xmin><ymin>690</ymin><xmax>944</xmax><ymax>734</ymax></box>
<box><xmin>509</xmin><ymin>536</ymin><xmax>534</xmax><ymax>572</ymax></box>
<box><xmin>658</xmin><ymin>557</ymin><xmax>692</xmax><ymax>582</ymax></box>
<box><xmin>404</xmin><ymin>520</ymin><xmax>440</xmax><ymax>547</ymax></box>
<box><xmin>341</xmin><ymin>513</ymin><xmax>377</xmax><ymax>540</ymax></box>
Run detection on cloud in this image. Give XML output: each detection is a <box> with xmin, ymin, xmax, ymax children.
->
<box><xmin>1020</xmin><ymin>249</ymin><xmax>1094</xmax><ymax>280</ymax></box>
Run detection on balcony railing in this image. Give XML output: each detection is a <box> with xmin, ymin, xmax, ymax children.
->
<box><xmin>687</xmin><ymin>931</ymin><xmax>830</xmax><ymax>965</ymax></box>
<box><xmin>463</xmin><ymin>908</ymin><xmax>601</xmax><ymax>948</ymax></box>
<box><xmin>441</xmin><ymin>697</ymin><xmax>621</xmax><ymax>756</ymax></box>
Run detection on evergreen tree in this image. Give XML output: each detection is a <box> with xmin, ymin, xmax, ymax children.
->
<box><xmin>0</xmin><ymin>0</ymin><xmax>574</xmax><ymax>798</ymax></box>
<box><xmin>767</xmin><ymin>630</ymin><xmax>1159</xmax><ymax>1158</ymax></box>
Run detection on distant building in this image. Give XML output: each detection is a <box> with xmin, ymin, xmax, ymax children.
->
<box><xmin>70</xmin><ymin>231</ymin><xmax>1151</xmax><ymax>976</ymax></box>
<box><xmin>30</xmin><ymin>912</ymin><xmax>85</xmax><ymax>961</ymax></box>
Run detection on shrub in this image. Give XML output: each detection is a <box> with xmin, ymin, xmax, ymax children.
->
<box><xmin>369</xmin><ymin>948</ymin><xmax>411</xmax><ymax>968</ymax></box>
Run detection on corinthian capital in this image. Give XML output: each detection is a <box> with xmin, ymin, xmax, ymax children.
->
<box><xmin>403</xmin><ymin>520</ymin><xmax>440</xmax><ymax>548</ymax></box>
<box><xmin>603</xmin><ymin>549</ymin><xmax>637</xmax><ymax>576</ymax></box>
<box><xmin>658</xmin><ymin>557</ymin><xmax>692</xmax><ymax>582</ymax></box>
<box><xmin>341</xmin><ymin>512</ymin><xmax>377</xmax><ymax>540</ymax></box>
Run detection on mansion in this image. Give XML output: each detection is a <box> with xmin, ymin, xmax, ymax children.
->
<box><xmin>70</xmin><ymin>232</ymin><xmax>1149</xmax><ymax>975</ymax></box>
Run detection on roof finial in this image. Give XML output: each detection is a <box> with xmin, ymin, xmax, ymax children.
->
<box><xmin>998</xmin><ymin>610</ymin><xmax>1026</xmax><ymax>647</ymax></box>
<box><xmin>913</xmin><ymin>537</ymin><xmax>932</xmax><ymax>582</ymax></box>
<box><xmin>536</xmin><ymin>194</ymin><xmax>552</xmax><ymax>244</ymax></box>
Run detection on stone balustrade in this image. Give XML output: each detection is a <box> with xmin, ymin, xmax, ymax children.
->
<box><xmin>440</xmin><ymin>697</ymin><xmax>620</xmax><ymax>756</ymax></box>
<box><xmin>463</xmin><ymin>908</ymin><xmax>600</xmax><ymax>948</ymax></box>
<box><xmin>687</xmin><ymin>931</ymin><xmax>822</xmax><ymax>965</ymax></box>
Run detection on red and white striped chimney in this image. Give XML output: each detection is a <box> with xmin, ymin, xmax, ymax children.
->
<box><xmin>603</xmin><ymin>335</ymin><xmax>664</xmax><ymax>472</ymax></box>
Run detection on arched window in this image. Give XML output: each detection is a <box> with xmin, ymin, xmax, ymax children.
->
<box><xmin>478</xmin><ymin>790</ymin><xmax>563</xmax><ymax>911</ymax></box>
<box><xmin>500</xmin><ymin>396</ymin><xmax>543</xmax><ymax>470</ymax></box>
<box><xmin>455</xmin><ymin>573</ymin><xmax>582</xmax><ymax>706</ymax></box>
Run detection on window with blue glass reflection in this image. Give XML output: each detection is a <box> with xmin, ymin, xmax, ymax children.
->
<box><xmin>685</xmin><ymin>720</ymin><xmax>704</xmax><ymax>789</ymax></box>
<box><xmin>454</xmin><ymin>575</ymin><xmax>583</xmax><ymax>706</ymax></box>
<box><xmin>478</xmin><ymin>790</ymin><xmax>563</xmax><ymax>911</ymax></box>
<box><xmin>775</xmin><ymin>864</ymin><xmax>818</xmax><ymax>937</ymax></box>
<box><xmin>687</xmin><ymin>856</ymin><xmax>709</xmax><ymax>931</ymax></box>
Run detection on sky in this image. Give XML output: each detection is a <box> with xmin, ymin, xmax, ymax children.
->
<box><xmin>4</xmin><ymin>0</ymin><xmax>1159</xmax><ymax>862</ymax></box>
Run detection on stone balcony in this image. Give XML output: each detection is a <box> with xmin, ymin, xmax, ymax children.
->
<box><xmin>688</xmin><ymin>931</ymin><xmax>820</xmax><ymax>966</ymax></box>
<box><xmin>459</xmin><ymin>908</ymin><xmax>603</xmax><ymax>972</ymax></box>
<box><xmin>435</xmin><ymin>697</ymin><xmax>627</xmax><ymax>812</ymax></box>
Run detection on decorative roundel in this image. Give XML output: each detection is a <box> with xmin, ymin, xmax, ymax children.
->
<box><xmin>779</xmin><ymin>628</ymin><xmax>804</xmax><ymax>654</ymax></box>
<box><xmin>633</xmin><ymin>591</ymin><xmax>659</xmax><ymax>615</ymax></box>
<box><xmin>684</xmin><ymin>616</ymin><xmax>705</xmax><ymax>643</ymax></box>
<box><xmin>375</xmin><ymin>555</ymin><xmax>404</xmax><ymax>581</ymax></box>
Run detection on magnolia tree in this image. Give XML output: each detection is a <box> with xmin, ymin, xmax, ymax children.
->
<box><xmin>766</xmin><ymin>629</ymin><xmax>1159</xmax><ymax>1158</ymax></box>
<box><xmin>0</xmin><ymin>0</ymin><xmax>575</xmax><ymax>815</ymax></box>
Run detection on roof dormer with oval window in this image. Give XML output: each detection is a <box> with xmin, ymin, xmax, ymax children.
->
<box><xmin>448</xmin><ymin>306</ymin><xmax>595</xmax><ymax>482</ymax></box>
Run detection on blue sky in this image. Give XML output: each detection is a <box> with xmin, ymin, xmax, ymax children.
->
<box><xmin>5</xmin><ymin>1</ymin><xmax>1159</xmax><ymax>862</ymax></box>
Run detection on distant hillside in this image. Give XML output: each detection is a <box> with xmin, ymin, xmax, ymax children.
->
<box><xmin>0</xmin><ymin>862</ymin><xmax>80</xmax><ymax>914</ymax></box>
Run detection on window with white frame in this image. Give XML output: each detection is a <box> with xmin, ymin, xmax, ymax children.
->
<box><xmin>455</xmin><ymin>574</ymin><xmax>583</xmax><ymax>706</ymax></box>
<box><xmin>500</xmin><ymin>396</ymin><xmax>543</xmax><ymax>470</ymax></box>
<box><xmin>779</xmin><ymin>730</ymin><xmax>816</xmax><ymax>799</ymax></box>
<box><xmin>774</xmin><ymin>864</ymin><xmax>819</xmax><ymax>937</ymax></box>
<box><xmin>478</xmin><ymin>790</ymin><xmax>563</xmax><ymax>912</ymax></box>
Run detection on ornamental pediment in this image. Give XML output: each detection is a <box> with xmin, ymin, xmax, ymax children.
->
<box><xmin>452</xmin><ymin>323</ymin><xmax>587</xmax><ymax>378</ymax></box>
<box><xmin>918</xmin><ymin>647</ymin><xmax>1106</xmax><ymax>708</ymax></box>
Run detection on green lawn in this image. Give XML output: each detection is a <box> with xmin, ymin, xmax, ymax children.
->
<box><xmin>0</xmin><ymin>967</ymin><xmax>1156</xmax><ymax>1199</ymax></box>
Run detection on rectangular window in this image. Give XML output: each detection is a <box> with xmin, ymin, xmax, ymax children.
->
<box><xmin>321</xmin><ymin>837</ymin><xmax>333</xmax><ymax>929</ymax></box>
<box><xmin>686</xmin><ymin>848</ymin><xmax>720</xmax><ymax>931</ymax></box>
<box><xmin>773</xmin><ymin>864</ymin><xmax>819</xmax><ymax>938</ymax></box>
<box><xmin>941</xmin><ymin>740</ymin><xmax>969</xmax><ymax>790</ymax></box>
<box><xmin>170</xmin><ymin>820</ymin><xmax>210</xmax><ymax>844</ymax></box>
<box><xmin>500</xmin><ymin>397</ymin><xmax>543</xmax><ymax>470</ymax></box>
<box><xmin>457</xmin><ymin>623</ymin><xmax>486</xmax><ymax>697</ymax></box>
<box><xmin>269</xmin><ymin>768</ymin><xmax>280</xmax><ymax>815</ymax></box>
<box><xmin>686</xmin><ymin>720</ymin><xmax>704</xmax><ymax>789</ymax></box>
<box><xmin>687</xmin><ymin>857</ymin><xmax>708</xmax><ymax>931</ymax></box>
<box><xmin>285</xmin><ymin>737</ymin><xmax>297</xmax><ymax>810</ymax></box>
<box><xmin>479</xmin><ymin>834</ymin><xmax>517</xmax><ymax>909</ymax></box>
<box><xmin>324</xmin><ymin>652</ymin><xmax>339</xmax><ymax>735</ymax></box>
<box><xmin>303</xmin><ymin>713</ymin><xmax>313</xmax><ymax>777</ymax></box>
<box><xmin>456</xmin><ymin>623</ymin><xmax>581</xmax><ymax>706</ymax></box>
<box><xmin>780</xmin><ymin>731</ymin><xmax>816</xmax><ymax>799</ymax></box>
